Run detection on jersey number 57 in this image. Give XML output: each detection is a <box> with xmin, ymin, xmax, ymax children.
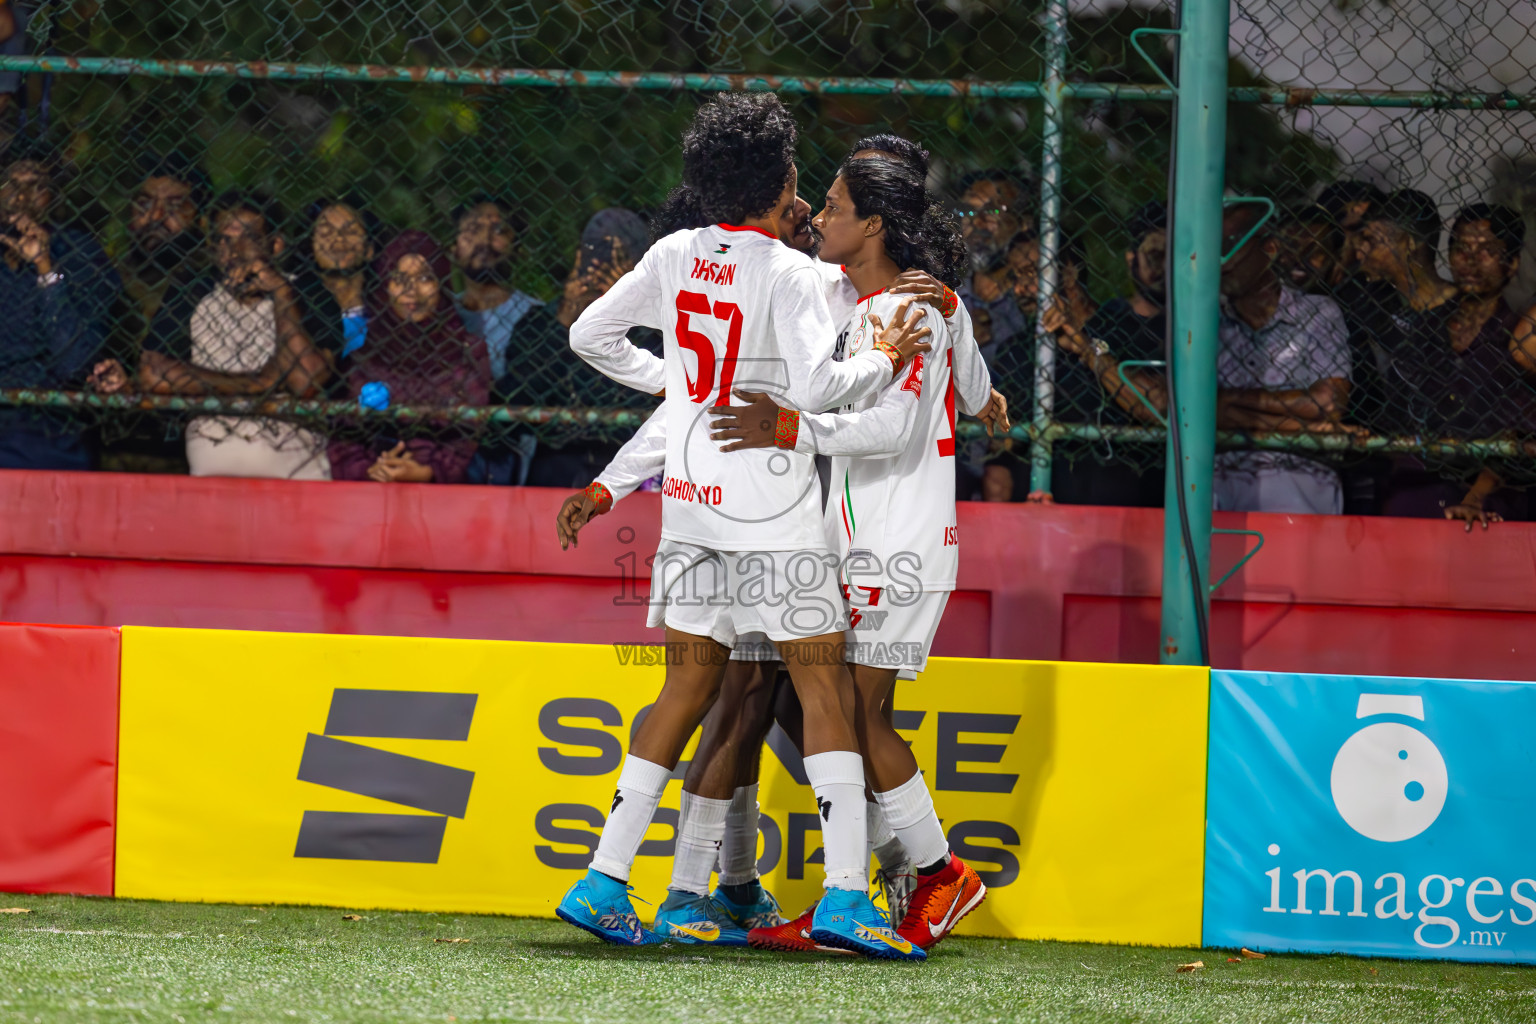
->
<box><xmin>676</xmin><ymin>290</ymin><xmax>743</xmax><ymax>405</ymax></box>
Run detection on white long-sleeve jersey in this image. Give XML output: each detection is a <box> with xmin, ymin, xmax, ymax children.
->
<box><xmin>946</xmin><ymin>299</ymin><xmax>993</xmax><ymax>418</ymax></box>
<box><xmin>593</xmin><ymin>267</ymin><xmax>993</xmax><ymax>516</ymax></box>
<box><xmin>579</xmin><ymin>252</ymin><xmax>990</xmax><ymax>416</ymax></box>
<box><xmin>596</xmin><ymin>403</ymin><xmax>668</xmax><ymax>503</ymax></box>
<box><xmin>809</xmin><ymin>290</ymin><xmax>960</xmax><ymax>591</ymax></box>
<box><xmin>570</xmin><ymin>224</ymin><xmax>899</xmax><ymax>550</ymax></box>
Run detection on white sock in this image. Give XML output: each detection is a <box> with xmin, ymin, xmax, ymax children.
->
<box><xmin>717</xmin><ymin>783</ymin><xmax>761</xmax><ymax>886</ymax></box>
<box><xmin>589</xmin><ymin>755</ymin><xmax>672</xmax><ymax>882</ymax></box>
<box><xmin>670</xmin><ymin>790</ymin><xmax>730</xmax><ymax>896</ymax></box>
<box><xmin>866</xmin><ymin>800</ymin><xmax>908</xmax><ymax>873</ymax></box>
<box><xmin>874</xmin><ymin>770</ymin><xmax>949</xmax><ymax>873</ymax></box>
<box><xmin>803</xmin><ymin>750</ymin><xmax>868</xmax><ymax>891</ymax></box>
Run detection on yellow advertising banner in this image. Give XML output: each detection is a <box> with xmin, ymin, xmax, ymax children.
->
<box><xmin>116</xmin><ymin>626</ymin><xmax>1207</xmax><ymax>945</ymax></box>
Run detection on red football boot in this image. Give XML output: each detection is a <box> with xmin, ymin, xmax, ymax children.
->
<box><xmin>747</xmin><ymin>902</ymin><xmax>855</xmax><ymax>955</ymax></box>
<box><xmin>894</xmin><ymin>855</ymin><xmax>988</xmax><ymax>950</ymax></box>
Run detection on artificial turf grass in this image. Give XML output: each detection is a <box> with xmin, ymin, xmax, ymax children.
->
<box><xmin>1</xmin><ymin>894</ymin><xmax>1533</xmax><ymax>1024</ymax></box>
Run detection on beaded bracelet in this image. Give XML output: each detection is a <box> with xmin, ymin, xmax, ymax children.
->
<box><xmin>773</xmin><ymin>408</ymin><xmax>801</xmax><ymax>450</ymax></box>
<box><xmin>584</xmin><ymin>481</ymin><xmax>613</xmax><ymax>514</ymax></box>
<box><xmin>872</xmin><ymin>337</ymin><xmax>904</xmax><ymax>377</ymax></box>
<box><xmin>939</xmin><ymin>285</ymin><xmax>959</xmax><ymax>319</ymax></box>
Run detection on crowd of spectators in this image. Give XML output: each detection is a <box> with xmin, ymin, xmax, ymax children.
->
<box><xmin>0</xmin><ymin>145</ymin><xmax>1532</xmax><ymax>524</ymax></box>
<box><xmin>972</xmin><ymin>175</ymin><xmax>1536</xmax><ymax>525</ymax></box>
<box><xmin>0</xmin><ymin>149</ymin><xmax>642</xmax><ymax>485</ymax></box>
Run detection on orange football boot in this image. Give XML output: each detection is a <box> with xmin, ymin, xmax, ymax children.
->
<box><xmin>894</xmin><ymin>855</ymin><xmax>987</xmax><ymax>949</ymax></box>
<box><xmin>747</xmin><ymin>903</ymin><xmax>855</xmax><ymax>955</ymax></box>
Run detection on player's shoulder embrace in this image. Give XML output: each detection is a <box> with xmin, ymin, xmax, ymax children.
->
<box><xmin>869</xmin><ymin>290</ymin><xmax>950</xmax><ymax>354</ymax></box>
<box><xmin>871</xmin><ymin>290</ymin><xmax>943</xmax><ymax>325</ymax></box>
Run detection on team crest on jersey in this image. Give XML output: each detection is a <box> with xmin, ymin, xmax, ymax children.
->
<box><xmin>714</xmin><ymin>243</ymin><xmax>731</xmax><ymax>254</ymax></box>
<box><xmin>901</xmin><ymin>353</ymin><xmax>924</xmax><ymax>397</ymax></box>
<box><xmin>847</xmin><ymin>312</ymin><xmax>869</xmax><ymax>356</ymax></box>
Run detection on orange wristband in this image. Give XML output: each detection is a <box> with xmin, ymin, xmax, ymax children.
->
<box><xmin>774</xmin><ymin>408</ymin><xmax>800</xmax><ymax>450</ymax></box>
<box><xmin>584</xmin><ymin>481</ymin><xmax>613</xmax><ymax>514</ymax></box>
<box><xmin>872</xmin><ymin>338</ymin><xmax>904</xmax><ymax>378</ymax></box>
<box><xmin>939</xmin><ymin>285</ymin><xmax>959</xmax><ymax>319</ymax></box>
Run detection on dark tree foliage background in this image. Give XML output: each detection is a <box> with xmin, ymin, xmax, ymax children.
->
<box><xmin>17</xmin><ymin>0</ymin><xmax>1333</xmax><ymax>305</ymax></box>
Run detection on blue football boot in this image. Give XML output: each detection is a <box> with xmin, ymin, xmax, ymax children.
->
<box><xmin>710</xmin><ymin>880</ymin><xmax>786</xmax><ymax>931</ymax></box>
<box><xmin>555</xmin><ymin>869</ymin><xmax>664</xmax><ymax>946</ymax></box>
<box><xmin>652</xmin><ymin>890</ymin><xmax>750</xmax><ymax>946</ymax></box>
<box><xmin>807</xmin><ymin>887</ymin><xmax>926</xmax><ymax>961</ymax></box>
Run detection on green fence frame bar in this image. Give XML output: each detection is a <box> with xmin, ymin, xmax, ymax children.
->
<box><xmin>1</xmin><ymin>56</ymin><xmax>1532</xmax><ymax>109</ymax></box>
<box><xmin>1034</xmin><ymin>423</ymin><xmax>1536</xmax><ymax>460</ymax></box>
<box><xmin>0</xmin><ymin>389</ymin><xmax>656</xmax><ymax>430</ymax></box>
<box><xmin>1030</xmin><ymin>0</ymin><xmax>1070</xmax><ymax>495</ymax></box>
<box><xmin>7</xmin><ymin>387</ymin><xmax>1526</xmax><ymax>458</ymax></box>
<box><xmin>1161</xmin><ymin>0</ymin><xmax>1229</xmax><ymax>666</ymax></box>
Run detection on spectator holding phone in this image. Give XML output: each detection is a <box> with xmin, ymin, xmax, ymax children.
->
<box><xmin>327</xmin><ymin>230</ymin><xmax>490</xmax><ymax>484</ymax></box>
<box><xmin>1</xmin><ymin>153</ymin><xmax>119</xmax><ymax>469</ymax></box>
<box><xmin>1040</xmin><ymin>206</ymin><xmax>1166</xmax><ymax>507</ymax></box>
<box><xmin>512</xmin><ymin>207</ymin><xmax>656</xmax><ymax>487</ymax></box>
<box><xmin>1050</xmin><ymin>203</ymin><xmax>1353</xmax><ymax>514</ymax></box>
<box><xmin>89</xmin><ymin>190</ymin><xmax>330</xmax><ymax>479</ymax></box>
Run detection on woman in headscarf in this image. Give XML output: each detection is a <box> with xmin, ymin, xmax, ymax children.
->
<box><xmin>327</xmin><ymin>230</ymin><xmax>490</xmax><ymax>484</ymax></box>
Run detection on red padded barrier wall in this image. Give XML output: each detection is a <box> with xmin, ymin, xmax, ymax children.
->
<box><xmin>0</xmin><ymin>622</ymin><xmax>119</xmax><ymax>895</ymax></box>
<box><xmin>2</xmin><ymin>470</ymin><xmax>1534</xmax><ymax>678</ymax></box>
<box><xmin>0</xmin><ymin>556</ymin><xmax>994</xmax><ymax>659</ymax></box>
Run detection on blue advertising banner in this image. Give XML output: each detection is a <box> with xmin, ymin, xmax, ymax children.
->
<box><xmin>1204</xmin><ymin>670</ymin><xmax>1536</xmax><ymax>963</ymax></box>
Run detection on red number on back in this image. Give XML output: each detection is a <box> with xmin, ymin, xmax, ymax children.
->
<box><xmin>937</xmin><ymin>349</ymin><xmax>956</xmax><ymax>457</ymax></box>
<box><xmin>676</xmin><ymin>291</ymin><xmax>715</xmax><ymax>403</ymax></box>
<box><xmin>713</xmin><ymin>302</ymin><xmax>743</xmax><ymax>403</ymax></box>
<box><xmin>676</xmin><ymin>290</ymin><xmax>744</xmax><ymax>405</ymax></box>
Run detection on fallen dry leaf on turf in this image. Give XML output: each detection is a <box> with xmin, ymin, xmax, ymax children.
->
<box><xmin>434</xmin><ymin>937</ymin><xmax>471</xmax><ymax>944</ymax></box>
<box><xmin>1227</xmin><ymin>958</ymin><xmax>1242</xmax><ymax>963</ymax></box>
<box><xmin>1369</xmin><ymin>967</ymin><xmax>1378</xmax><ymax>976</ymax></box>
<box><xmin>1240</xmin><ymin>948</ymin><xmax>1266</xmax><ymax>959</ymax></box>
<box><xmin>0</xmin><ymin>908</ymin><xmax>32</xmax><ymax>914</ymax></box>
<box><xmin>1176</xmin><ymin>961</ymin><xmax>1205</xmax><ymax>973</ymax></box>
<box><xmin>341</xmin><ymin>914</ymin><xmax>363</xmax><ymax>921</ymax></box>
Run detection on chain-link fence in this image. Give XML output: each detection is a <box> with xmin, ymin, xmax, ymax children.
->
<box><xmin>1038</xmin><ymin>0</ymin><xmax>1536</xmax><ymax>519</ymax></box>
<box><xmin>0</xmin><ymin>1</ymin><xmax>1531</xmax><ymax>510</ymax></box>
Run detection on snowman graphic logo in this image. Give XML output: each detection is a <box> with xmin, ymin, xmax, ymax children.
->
<box><xmin>1329</xmin><ymin>694</ymin><xmax>1448</xmax><ymax>842</ymax></box>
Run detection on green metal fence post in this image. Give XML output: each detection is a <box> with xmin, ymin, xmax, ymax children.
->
<box><xmin>1159</xmin><ymin>0</ymin><xmax>1230</xmax><ymax>666</ymax></box>
<box><xmin>1029</xmin><ymin>0</ymin><xmax>1069</xmax><ymax>496</ymax></box>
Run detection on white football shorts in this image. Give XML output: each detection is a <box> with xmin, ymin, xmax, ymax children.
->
<box><xmin>726</xmin><ymin>585</ymin><xmax>950</xmax><ymax>682</ymax></box>
<box><xmin>843</xmin><ymin>584</ymin><xmax>950</xmax><ymax>681</ymax></box>
<box><xmin>645</xmin><ymin>540</ymin><xmax>845</xmax><ymax>647</ymax></box>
